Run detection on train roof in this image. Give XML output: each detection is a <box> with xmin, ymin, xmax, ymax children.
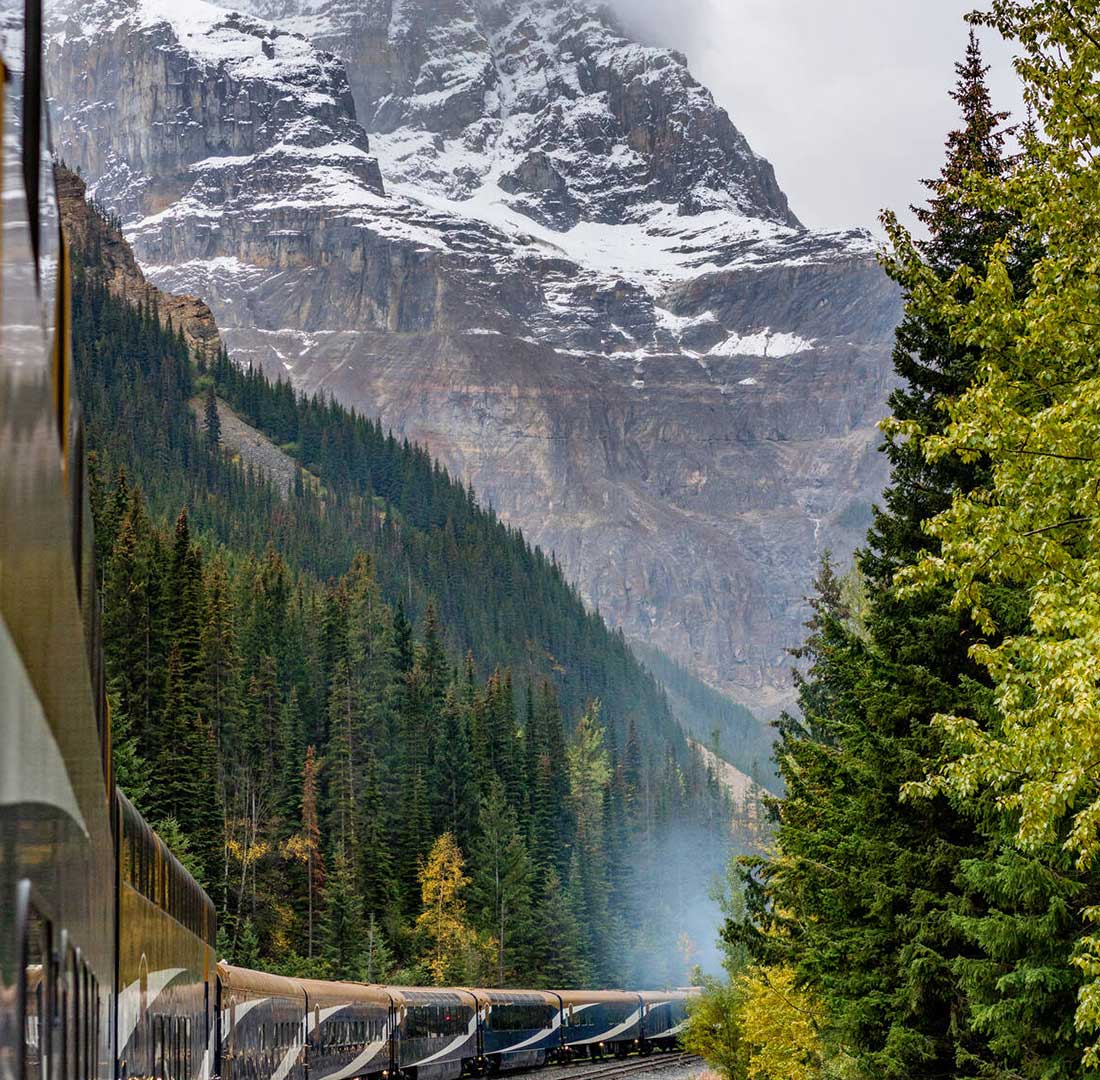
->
<box><xmin>218</xmin><ymin>964</ymin><xmax>305</xmax><ymax>1000</ymax></box>
<box><xmin>553</xmin><ymin>989</ymin><xmax>643</xmax><ymax>1007</ymax></box>
<box><xmin>637</xmin><ymin>989</ymin><xmax>696</xmax><ymax>1003</ymax></box>
<box><xmin>381</xmin><ymin>986</ymin><xmax>478</xmax><ymax>1006</ymax></box>
<box><xmin>296</xmin><ymin>978</ymin><xmax>393</xmax><ymax>1008</ymax></box>
<box><xmin>460</xmin><ymin>988</ymin><xmax>560</xmax><ymax>1007</ymax></box>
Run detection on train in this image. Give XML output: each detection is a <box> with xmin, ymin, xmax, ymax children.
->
<box><xmin>0</xmin><ymin>11</ymin><xmax>695</xmax><ymax>1080</ymax></box>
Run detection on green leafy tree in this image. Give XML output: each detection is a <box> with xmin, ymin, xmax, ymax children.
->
<box><xmin>894</xmin><ymin>1</ymin><xmax>1100</xmax><ymax>1063</ymax></box>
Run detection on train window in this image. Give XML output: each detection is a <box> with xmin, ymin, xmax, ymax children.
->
<box><xmin>90</xmin><ymin>976</ymin><xmax>100</xmax><ymax>1080</ymax></box>
<box><xmin>81</xmin><ymin>967</ymin><xmax>91</xmax><ymax>1080</ymax></box>
<box><xmin>66</xmin><ymin>948</ymin><xmax>80</xmax><ymax>1080</ymax></box>
<box><xmin>21</xmin><ymin>900</ymin><xmax>50</xmax><ymax>1080</ymax></box>
<box><xmin>490</xmin><ymin>1004</ymin><xmax>550</xmax><ymax>1032</ymax></box>
<box><xmin>21</xmin><ymin>0</ymin><xmax>43</xmax><ymax>267</ymax></box>
<box><xmin>155</xmin><ymin>1016</ymin><xmax>165</xmax><ymax>1080</ymax></box>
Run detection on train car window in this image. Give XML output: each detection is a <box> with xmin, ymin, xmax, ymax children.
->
<box><xmin>490</xmin><ymin>1004</ymin><xmax>551</xmax><ymax>1032</ymax></box>
<box><xmin>81</xmin><ymin>967</ymin><xmax>91</xmax><ymax>1080</ymax></box>
<box><xmin>65</xmin><ymin>948</ymin><xmax>80</xmax><ymax>1080</ymax></box>
<box><xmin>92</xmin><ymin>977</ymin><xmax>101</xmax><ymax>1080</ymax></box>
<box><xmin>20</xmin><ymin>902</ymin><xmax>50</xmax><ymax>1080</ymax></box>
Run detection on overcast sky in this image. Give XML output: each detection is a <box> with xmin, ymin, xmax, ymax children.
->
<box><xmin>609</xmin><ymin>0</ymin><xmax>1024</xmax><ymax>234</ymax></box>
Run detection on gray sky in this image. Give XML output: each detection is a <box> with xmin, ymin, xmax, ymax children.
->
<box><xmin>609</xmin><ymin>0</ymin><xmax>1024</xmax><ymax>234</ymax></box>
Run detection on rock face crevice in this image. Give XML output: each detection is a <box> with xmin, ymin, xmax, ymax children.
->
<box><xmin>51</xmin><ymin>0</ymin><xmax>901</xmax><ymax>713</ymax></box>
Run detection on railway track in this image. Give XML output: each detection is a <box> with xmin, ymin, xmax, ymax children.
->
<box><xmin>536</xmin><ymin>1051</ymin><xmax>701</xmax><ymax>1080</ymax></box>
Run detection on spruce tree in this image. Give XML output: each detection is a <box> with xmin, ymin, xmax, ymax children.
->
<box><xmin>469</xmin><ymin>782</ymin><xmax>535</xmax><ymax>986</ymax></box>
<box><xmin>204</xmin><ymin>384</ymin><xmax>221</xmax><ymax>448</ymax></box>
<box><xmin>320</xmin><ymin>847</ymin><xmax>366</xmax><ymax>981</ymax></box>
<box><xmin>533</xmin><ymin>868</ymin><xmax>587</xmax><ymax>988</ymax></box>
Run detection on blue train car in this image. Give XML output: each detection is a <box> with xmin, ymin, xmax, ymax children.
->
<box><xmin>555</xmin><ymin>991</ymin><xmax>644</xmax><ymax>1059</ymax></box>
<box><xmin>389</xmin><ymin>988</ymin><xmax>478</xmax><ymax>1080</ymax></box>
<box><xmin>301</xmin><ymin>978</ymin><xmax>391</xmax><ymax>1080</ymax></box>
<box><xmin>468</xmin><ymin>990</ymin><xmax>562</xmax><ymax>1072</ymax></box>
<box><xmin>218</xmin><ymin>966</ymin><xmax>307</xmax><ymax>1080</ymax></box>
<box><xmin>639</xmin><ymin>991</ymin><xmax>693</xmax><ymax>1051</ymax></box>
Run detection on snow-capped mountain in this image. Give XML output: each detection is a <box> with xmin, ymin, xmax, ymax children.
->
<box><xmin>49</xmin><ymin>0</ymin><xmax>900</xmax><ymax>712</ymax></box>
<box><xmin>236</xmin><ymin>0</ymin><xmax>798</xmax><ymax>231</ymax></box>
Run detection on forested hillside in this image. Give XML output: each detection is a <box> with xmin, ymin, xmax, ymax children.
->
<box><xmin>633</xmin><ymin>645</ymin><xmax>777</xmax><ymax>792</ymax></box>
<box><xmin>692</xmin><ymin>11</ymin><xmax>1100</xmax><ymax>1079</ymax></box>
<box><xmin>66</xmin><ymin>176</ymin><xmax>731</xmax><ymax>988</ymax></box>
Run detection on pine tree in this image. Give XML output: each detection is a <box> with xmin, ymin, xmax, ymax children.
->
<box><xmin>536</xmin><ymin>866</ymin><xmax>589</xmax><ymax>988</ymax></box>
<box><xmin>469</xmin><ymin>782</ymin><xmax>535</xmax><ymax>986</ymax></box>
<box><xmin>362</xmin><ymin>913</ymin><xmax>395</xmax><ymax>983</ymax></box>
<box><xmin>434</xmin><ymin>683</ymin><xmax>477</xmax><ymax>847</ymax></box>
<box><xmin>320</xmin><ymin>847</ymin><xmax>366</xmax><ymax>980</ymax></box>
<box><xmin>201</xmin><ymin>554</ymin><xmax>241</xmax><ymax>743</ymax></box>
<box><xmin>204</xmin><ymin>384</ymin><xmax>221</xmax><ymax>448</ymax></box>
<box><xmin>325</xmin><ymin>658</ymin><xmax>360</xmax><ymax>852</ymax></box>
<box><xmin>301</xmin><ymin>746</ymin><xmax>325</xmax><ymax>961</ymax></box>
<box><xmin>735</xmin><ymin>34</ymin><xmax>1031</xmax><ymax>1079</ymax></box>
<box><xmin>359</xmin><ymin>752</ymin><xmax>397</xmax><ymax>917</ymax></box>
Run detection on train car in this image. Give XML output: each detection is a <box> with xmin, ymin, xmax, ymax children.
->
<box><xmin>389</xmin><ymin>988</ymin><xmax>478</xmax><ymax>1080</ymax></box>
<box><xmin>639</xmin><ymin>991</ymin><xmax>693</xmax><ymax>1052</ymax></box>
<box><xmin>218</xmin><ymin>966</ymin><xmax>307</xmax><ymax>1080</ymax></box>
<box><xmin>466</xmin><ymin>990</ymin><xmax>562</xmax><ymax>1073</ymax></box>
<box><xmin>115</xmin><ymin>792</ymin><xmax>217</xmax><ymax>1080</ymax></box>
<box><xmin>299</xmin><ymin>978</ymin><xmax>392</xmax><ymax>1080</ymax></box>
<box><xmin>554</xmin><ymin>991</ymin><xmax>644</xmax><ymax>1060</ymax></box>
<box><xmin>1</xmin><ymin>9</ymin><xmax>118</xmax><ymax>1080</ymax></box>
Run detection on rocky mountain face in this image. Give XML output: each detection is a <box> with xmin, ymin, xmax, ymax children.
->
<box><xmin>50</xmin><ymin>0</ymin><xmax>901</xmax><ymax>713</ymax></box>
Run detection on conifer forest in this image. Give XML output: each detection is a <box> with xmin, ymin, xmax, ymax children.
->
<box><xmin>69</xmin><ymin>191</ymin><xmax>733</xmax><ymax>991</ymax></box>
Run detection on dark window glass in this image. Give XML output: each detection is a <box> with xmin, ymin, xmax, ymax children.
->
<box><xmin>489</xmin><ymin>1004</ymin><xmax>555</xmax><ymax>1032</ymax></box>
<box><xmin>22</xmin><ymin>906</ymin><xmax>49</xmax><ymax>1080</ymax></box>
<box><xmin>66</xmin><ymin>949</ymin><xmax>80</xmax><ymax>1080</ymax></box>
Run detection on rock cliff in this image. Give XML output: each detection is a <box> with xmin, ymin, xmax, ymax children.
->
<box><xmin>50</xmin><ymin>0</ymin><xmax>901</xmax><ymax>712</ymax></box>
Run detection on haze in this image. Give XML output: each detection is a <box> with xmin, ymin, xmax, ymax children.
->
<box><xmin>610</xmin><ymin>0</ymin><xmax>1024</xmax><ymax>234</ymax></box>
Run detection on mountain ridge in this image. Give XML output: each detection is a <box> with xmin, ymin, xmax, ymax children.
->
<box><xmin>50</xmin><ymin>0</ymin><xmax>901</xmax><ymax>713</ymax></box>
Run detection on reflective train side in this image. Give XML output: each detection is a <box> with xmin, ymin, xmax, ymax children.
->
<box><xmin>1</xmin><ymin>6</ymin><xmax>121</xmax><ymax>1080</ymax></box>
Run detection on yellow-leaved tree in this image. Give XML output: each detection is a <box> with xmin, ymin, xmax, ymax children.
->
<box><xmin>683</xmin><ymin>967</ymin><xmax>831</xmax><ymax>1080</ymax></box>
<box><xmin>415</xmin><ymin>832</ymin><xmax>491</xmax><ymax>984</ymax></box>
<box><xmin>739</xmin><ymin>967</ymin><xmax>827</xmax><ymax>1080</ymax></box>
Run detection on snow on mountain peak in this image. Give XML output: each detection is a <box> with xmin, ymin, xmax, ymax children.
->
<box><xmin>229</xmin><ymin>0</ymin><xmax>801</xmax><ymax>234</ymax></box>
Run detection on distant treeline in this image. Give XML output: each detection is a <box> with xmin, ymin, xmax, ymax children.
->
<box><xmin>633</xmin><ymin>645</ymin><xmax>777</xmax><ymax>791</ymax></box>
